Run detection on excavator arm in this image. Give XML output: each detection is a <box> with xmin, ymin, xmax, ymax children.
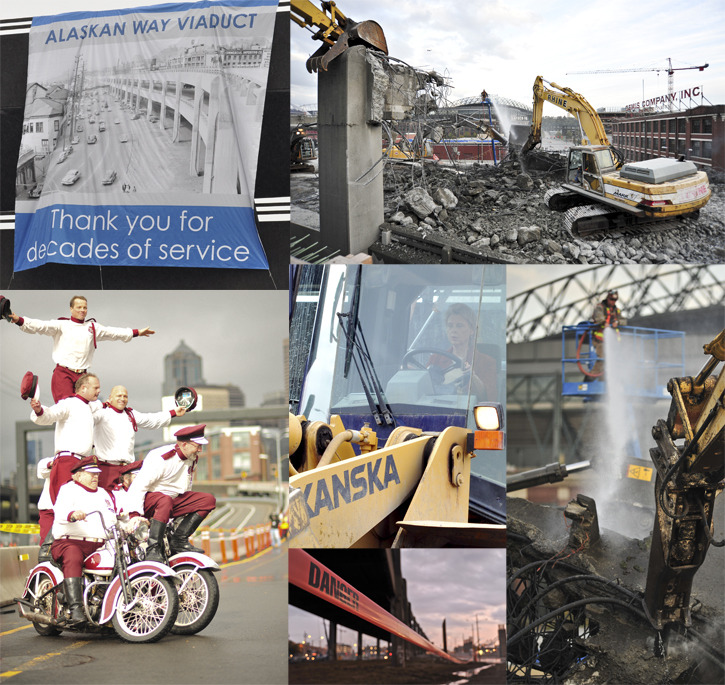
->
<box><xmin>290</xmin><ymin>0</ymin><xmax>388</xmax><ymax>73</ymax></box>
<box><xmin>522</xmin><ymin>75</ymin><xmax>611</xmax><ymax>154</ymax></box>
<box><xmin>644</xmin><ymin>329</ymin><xmax>725</xmax><ymax>630</ymax></box>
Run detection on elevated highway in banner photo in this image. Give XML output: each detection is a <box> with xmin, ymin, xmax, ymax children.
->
<box><xmin>43</xmin><ymin>76</ymin><xmax>253</xmax><ymax>198</ymax></box>
<box><xmin>0</xmin><ymin>499</ymin><xmax>287</xmax><ymax>685</ymax></box>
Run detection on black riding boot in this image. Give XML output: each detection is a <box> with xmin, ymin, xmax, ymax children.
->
<box><xmin>64</xmin><ymin>577</ymin><xmax>86</xmax><ymax>624</ymax></box>
<box><xmin>145</xmin><ymin>519</ymin><xmax>167</xmax><ymax>563</ymax></box>
<box><xmin>168</xmin><ymin>513</ymin><xmax>206</xmax><ymax>555</ymax></box>
<box><xmin>37</xmin><ymin>532</ymin><xmax>54</xmax><ymax>563</ymax></box>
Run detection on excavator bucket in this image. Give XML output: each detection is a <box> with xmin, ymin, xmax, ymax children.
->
<box><xmin>306</xmin><ymin>19</ymin><xmax>388</xmax><ymax>73</ymax></box>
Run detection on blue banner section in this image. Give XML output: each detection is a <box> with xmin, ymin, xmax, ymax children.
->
<box><xmin>14</xmin><ymin>204</ymin><xmax>268</xmax><ymax>271</ymax></box>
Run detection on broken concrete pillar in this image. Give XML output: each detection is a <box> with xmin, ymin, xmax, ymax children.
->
<box><xmin>318</xmin><ymin>46</ymin><xmax>385</xmax><ymax>256</ymax></box>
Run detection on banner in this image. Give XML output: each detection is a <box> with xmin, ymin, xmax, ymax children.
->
<box><xmin>14</xmin><ymin>0</ymin><xmax>278</xmax><ymax>272</ymax></box>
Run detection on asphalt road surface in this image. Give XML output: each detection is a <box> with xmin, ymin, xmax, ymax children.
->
<box><xmin>0</xmin><ymin>544</ymin><xmax>288</xmax><ymax>685</ymax></box>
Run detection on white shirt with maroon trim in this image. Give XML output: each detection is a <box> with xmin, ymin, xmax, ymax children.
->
<box><xmin>111</xmin><ymin>483</ymin><xmax>134</xmax><ymax>518</ymax></box>
<box><xmin>94</xmin><ymin>405</ymin><xmax>177</xmax><ymax>465</ymax></box>
<box><xmin>16</xmin><ymin>316</ymin><xmax>136</xmax><ymax>370</ymax></box>
<box><xmin>126</xmin><ymin>444</ymin><xmax>197</xmax><ymax>515</ymax></box>
<box><xmin>52</xmin><ymin>480</ymin><xmax>118</xmax><ymax>539</ymax></box>
<box><xmin>31</xmin><ymin>395</ymin><xmax>101</xmax><ymax>456</ymax></box>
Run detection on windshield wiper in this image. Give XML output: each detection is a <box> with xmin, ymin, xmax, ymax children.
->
<box><xmin>337</xmin><ymin>270</ymin><xmax>395</xmax><ymax>427</ymax></box>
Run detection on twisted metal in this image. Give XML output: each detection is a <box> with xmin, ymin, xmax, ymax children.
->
<box><xmin>507</xmin><ymin>264</ymin><xmax>725</xmax><ymax>344</ymax></box>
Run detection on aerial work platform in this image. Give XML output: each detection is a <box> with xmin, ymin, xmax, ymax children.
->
<box><xmin>561</xmin><ymin>323</ymin><xmax>685</xmax><ymax>399</ymax></box>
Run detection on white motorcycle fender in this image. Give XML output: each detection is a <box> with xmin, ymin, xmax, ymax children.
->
<box><xmin>98</xmin><ymin>561</ymin><xmax>179</xmax><ymax>624</ymax></box>
<box><xmin>168</xmin><ymin>551</ymin><xmax>220</xmax><ymax>572</ymax></box>
<box><xmin>23</xmin><ymin>563</ymin><xmax>65</xmax><ymax>594</ymax></box>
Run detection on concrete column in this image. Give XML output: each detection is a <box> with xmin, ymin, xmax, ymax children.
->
<box><xmin>160</xmin><ymin>79</ymin><xmax>168</xmax><ymax>130</ymax></box>
<box><xmin>318</xmin><ymin>45</ymin><xmax>384</xmax><ymax>256</ymax></box>
<box><xmin>329</xmin><ymin>620</ymin><xmax>337</xmax><ymax>661</ymax></box>
<box><xmin>173</xmin><ymin>79</ymin><xmax>182</xmax><ymax>142</ymax></box>
<box><xmin>357</xmin><ymin>630</ymin><xmax>363</xmax><ymax>660</ymax></box>
<box><xmin>189</xmin><ymin>88</ymin><xmax>203</xmax><ymax>177</ymax></box>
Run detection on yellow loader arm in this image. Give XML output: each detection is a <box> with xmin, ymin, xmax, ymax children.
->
<box><xmin>522</xmin><ymin>75</ymin><xmax>611</xmax><ymax>154</ymax></box>
<box><xmin>290</xmin><ymin>0</ymin><xmax>388</xmax><ymax>73</ymax></box>
<box><xmin>288</xmin><ymin>413</ymin><xmax>506</xmax><ymax>548</ymax></box>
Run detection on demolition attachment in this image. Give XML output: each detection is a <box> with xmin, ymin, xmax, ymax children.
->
<box><xmin>291</xmin><ymin>0</ymin><xmax>388</xmax><ymax>73</ymax></box>
<box><xmin>644</xmin><ymin>329</ymin><xmax>724</xmax><ymax>629</ymax></box>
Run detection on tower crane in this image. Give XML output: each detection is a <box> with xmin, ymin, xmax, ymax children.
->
<box><xmin>567</xmin><ymin>58</ymin><xmax>709</xmax><ymax>111</ymax></box>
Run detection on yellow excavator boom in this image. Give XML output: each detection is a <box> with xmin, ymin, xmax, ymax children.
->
<box><xmin>523</xmin><ymin>75</ymin><xmax>611</xmax><ymax>153</ymax></box>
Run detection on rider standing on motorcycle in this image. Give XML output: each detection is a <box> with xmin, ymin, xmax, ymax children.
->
<box><xmin>93</xmin><ymin>385</ymin><xmax>188</xmax><ymax>490</ymax></box>
<box><xmin>126</xmin><ymin>424</ymin><xmax>216</xmax><ymax>563</ymax></box>
<box><xmin>51</xmin><ymin>456</ymin><xmax>117</xmax><ymax>624</ymax></box>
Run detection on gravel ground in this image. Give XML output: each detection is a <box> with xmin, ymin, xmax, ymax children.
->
<box><xmin>292</xmin><ymin>155</ymin><xmax>725</xmax><ymax>264</ymax></box>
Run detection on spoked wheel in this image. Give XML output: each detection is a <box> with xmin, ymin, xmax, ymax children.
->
<box><xmin>111</xmin><ymin>573</ymin><xmax>179</xmax><ymax>643</ymax></box>
<box><xmin>172</xmin><ymin>567</ymin><xmax>220</xmax><ymax>635</ymax></box>
<box><xmin>26</xmin><ymin>571</ymin><xmax>62</xmax><ymax>636</ymax></box>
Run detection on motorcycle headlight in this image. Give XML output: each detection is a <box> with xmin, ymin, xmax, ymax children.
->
<box><xmin>133</xmin><ymin>521</ymin><xmax>150</xmax><ymax>542</ymax></box>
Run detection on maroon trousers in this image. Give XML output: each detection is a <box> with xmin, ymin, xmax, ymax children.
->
<box><xmin>51</xmin><ymin>365</ymin><xmax>84</xmax><ymax>403</ymax></box>
<box><xmin>51</xmin><ymin>538</ymin><xmax>103</xmax><ymax>577</ymax></box>
<box><xmin>38</xmin><ymin>509</ymin><xmax>54</xmax><ymax>541</ymax></box>
<box><xmin>49</xmin><ymin>455</ymin><xmax>83</xmax><ymax>503</ymax></box>
<box><xmin>143</xmin><ymin>491</ymin><xmax>216</xmax><ymax>523</ymax></box>
<box><xmin>97</xmin><ymin>462</ymin><xmax>126</xmax><ymax>490</ymax></box>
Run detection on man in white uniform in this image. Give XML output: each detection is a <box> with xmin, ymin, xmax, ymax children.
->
<box><xmin>126</xmin><ymin>424</ymin><xmax>216</xmax><ymax>563</ymax></box>
<box><xmin>30</xmin><ymin>372</ymin><xmax>102</xmax><ymax>561</ymax></box>
<box><xmin>93</xmin><ymin>385</ymin><xmax>187</xmax><ymax>489</ymax></box>
<box><xmin>8</xmin><ymin>295</ymin><xmax>155</xmax><ymax>401</ymax></box>
<box><xmin>50</xmin><ymin>456</ymin><xmax>117</xmax><ymax>624</ymax></box>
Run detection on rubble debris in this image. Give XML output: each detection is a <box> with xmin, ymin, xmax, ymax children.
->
<box><xmin>290</xmin><ymin>149</ymin><xmax>725</xmax><ymax>265</ymax></box>
<box><xmin>375</xmin><ymin>155</ymin><xmax>725</xmax><ymax>264</ymax></box>
<box><xmin>507</xmin><ymin>497</ymin><xmax>724</xmax><ymax>684</ymax></box>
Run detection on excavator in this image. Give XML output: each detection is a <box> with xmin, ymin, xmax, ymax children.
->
<box><xmin>288</xmin><ymin>264</ymin><xmax>508</xmax><ymax>548</ymax></box>
<box><xmin>290</xmin><ymin>0</ymin><xmax>388</xmax><ymax>73</ymax></box>
<box><xmin>522</xmin><ymin>76</ymin><xmax>711</xmax><ymax>237</ymax></box>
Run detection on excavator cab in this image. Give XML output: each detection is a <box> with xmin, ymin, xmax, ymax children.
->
<box><xmin>292</xmin><ymin>266</ymin><xmax>504</xmax><ymax>445</ymax></box>
<box><xmin>288</xmin><ymin>264</ymin><xmax>508</xmax><ymax>547</ymax></box>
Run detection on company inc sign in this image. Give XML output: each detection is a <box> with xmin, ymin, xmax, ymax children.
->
<box><xmin>625</xmin><ymin>86</ymin><xmax>703</xmax><ymax>112</ymax></box>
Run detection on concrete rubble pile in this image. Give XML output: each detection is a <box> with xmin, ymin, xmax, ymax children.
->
<box><xmin>379</xmin><ymin>156</ymin><xmax>725</xmax><ymax>264</ymax></box>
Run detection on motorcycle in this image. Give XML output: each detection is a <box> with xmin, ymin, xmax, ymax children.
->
<box><xmin>16</xmin><ymin>512</ymin><xmax>180</xmax><ymax>643</ymax></box>
<box><xmin>160</xmin><ymin>517</ymin><xmax>220</xmax><ymax>635</ymax></box>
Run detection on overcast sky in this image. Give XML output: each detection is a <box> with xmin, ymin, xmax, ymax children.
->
<box><xmin>0</xmin><ymin>290</ymin><xmax>287</xmax><ymax>476</ymax></box>
<box><xmin>289</xmin><ymin>549</ymin><xmax>506</xmax><ymax>651</ymax></box>
<box><xmin>292</xmin><ymin>0</ymin><xmax>725</xmax><ymax>111</ymax></box>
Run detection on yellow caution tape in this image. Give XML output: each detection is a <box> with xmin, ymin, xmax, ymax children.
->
<box><xmin>0</xmin><ymin>523</ymin><xmax>40</xmax><ymax>534</ymax></box>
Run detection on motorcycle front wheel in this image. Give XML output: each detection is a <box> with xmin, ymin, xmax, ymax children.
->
<box><xmin>25</xmin><ymin>571</ymin><xmax>62</xmax><ymax>636</ymax></box>
<box><xmin>111</xmin><ymin>573</ymin><xmax>179</xmax><ymax>643</ymax></box>
<box><xmin>171</xmin><ymin>567</ymin><xmax>219</xmax><ymax>635</ymax></box>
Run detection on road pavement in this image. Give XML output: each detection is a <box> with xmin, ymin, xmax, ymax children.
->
<box><xmin>0</xmin><ymin>544</ymin><xmax>288</xmax><ymax>684</ymax></box>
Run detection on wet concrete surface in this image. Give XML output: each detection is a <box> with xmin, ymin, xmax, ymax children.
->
<box><xmin>289</xmin><ymin>657</ymin><xmax>506</xmax><ymax>684</ymax></box>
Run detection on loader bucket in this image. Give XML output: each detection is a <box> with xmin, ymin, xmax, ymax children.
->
<box><xmin>306</xmin><ymin>19</ymin><xmax>388</xmax><ymax>73</ymax></box>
